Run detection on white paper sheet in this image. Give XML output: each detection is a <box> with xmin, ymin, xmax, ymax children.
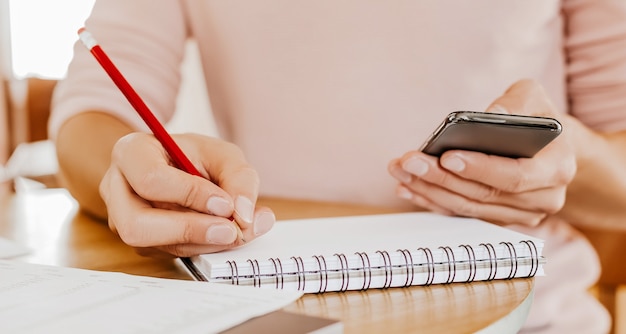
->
<box><xmin>2</xmin><ymin>140</ymin><xmax>58</xmax><ymax>181</ymax></box>
<box><xmin>0</xmin><ymin>260</ymin><xmax>303</xmax><ymax>334</ymax></box>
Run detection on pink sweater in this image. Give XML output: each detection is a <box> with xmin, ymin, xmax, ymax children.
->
<box><xmin>52</xmin><ymin>1</ymin><xmax>626</xmax><ymax>332</ymax></box>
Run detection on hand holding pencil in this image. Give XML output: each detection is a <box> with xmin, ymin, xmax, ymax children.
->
<box><xmin>78</xmin><ymin>28</ymin><xmax>275</xmax><ymax>257</ymax></box>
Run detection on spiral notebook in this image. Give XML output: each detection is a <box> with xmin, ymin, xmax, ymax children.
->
<box><xmin>181</xmin><ymin>212</ymin><xmax>545</xmax><ymax>293</ymax></box>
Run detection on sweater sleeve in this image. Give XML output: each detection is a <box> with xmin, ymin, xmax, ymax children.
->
<box><xmin>564</xmin><ymin>0</ymin><xmax>626</xmax><ymax>132</ymax></box>
<box><xmin>49</xmin><ymin>0</ymin><xmax>188</xmax><ymax>139</ymax></box>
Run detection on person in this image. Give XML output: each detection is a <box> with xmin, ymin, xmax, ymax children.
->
<box><xmin>49</xmin><ymin>1</ymin><xmax>626</xmax><ymax>332</ymax></box>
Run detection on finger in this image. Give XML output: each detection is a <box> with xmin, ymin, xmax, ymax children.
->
<box><xmin>224</xmin><ymin>167</ymin><xmax>260</xmax><ymax>228</ymax></box>
<box><xmin>401</xmin><ymin>149</ymin><xmax>567</xmax><ymax>194</ymax></box>
<box><xmin>406</xmin><ymin>177</ymin><xmax>547</xmax><ymax>226</ymax></box>
<box><xmin>136</xmin><ymin>209</ymin><xmax>276</xmax><ymax>258</ymax></box>
<box><xmin>115</xmin><ymin>200</ymin><xmax>240</xmax><ymax>247</ymax></box>
<box><xmin>396</xmin><ymin>185</ymin><xmax>454</xmax><ymax>216</ymax></box>
<box><xmin>106</xmin><ymin>166</ymin><xmax>240</xmax><ymax>247</ymax></box>
<box><xmin>401</xmin><ymin>152</ymin><xmax>569</xmax><ymax>212</ymax></box>
<box><xmin>114</xmin><ymin>133</ymin><xmax>235</xmax><ymax>217</ymax></box>
<box><xmin>140</xmin><ymin>242</ymin><xmax>241</xmax><ymax>258</ymax></box>
<box><xmin>155</xmin><ymin>244</ymin><xmax>239</xmax><ymax>258</ymax></box>
<box><xmin>99</xmin><ymin>167</ymin><xmax>119</xmax><ymax>233</ymax></box>
<box><xmin>134</xmin><ymin>243</ymin><xmax>236</xmax><ymax>258</ymax></box>
<box><xmin>388</xmin><ymin>158</ymin><xmax>414</xmax><ymax>184</ymax></box>
<box><xmin>249</xmin><ymin>207</ymin><xmax>276</xmax><ymax>238</ymax></box>
<box><xmin>485</xmin><ymin>79</ymin><xmax>556</xmax><ymax>117</ymax></box>
<box><xmin>188</xmin><ymin>136</ymin><xmax>260</xmax><ymax>229</ymax></box>
<box><xmin>407</xmin><ymin>171</ymin><xmax>566</xmax><ymax>215</ymax></box>
<box><xmin>438</xmin><ymin>150</ymin><xmax>575</xmax><ymax>193</ymax></box>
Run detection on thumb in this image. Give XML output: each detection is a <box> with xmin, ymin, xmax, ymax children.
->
<box><xmin>485</xmin><ymin>79</ymin><xmax>557</xmax><ymax>117</ymax></box>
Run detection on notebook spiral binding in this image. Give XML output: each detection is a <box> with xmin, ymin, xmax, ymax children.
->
<box><xmin>247</xmin><ymin>259</ymin><xmax>261</xmax><ymax>287</ymax></box>
<box><xmin>521</xmin><ymin>240</ymin><xmax>539</xmax><ymax>277</ymax></box>
<box><xmin>355</xmin><ymin>252</ymin><xmax>372</xmax><ymax>290</ymax></box>
<box><xmin>419</xmin><ymin>247</ymin><xmax>435</xmax><ymax>285</ymax></box>
<box><xmin>376</xmin><ymin>250</ymin><xmax>393</xmax><ymax>289</ymax></box>
<box><xmin>334</xmin><ymin>253</ymin><xmax>350</xmax><ymax>291</ymax></box>
<box><xmin>397</xmin><ymin>249</ymin><xmax>413</xmax><ymax>287</ymax></box>
<box><xmin>291</xmin><ymin>256</ymin><xmax>306</xmax><ymax>291</ymax></box>
<box><xmin>459</xmin><ymin>244</ymin><xmax>476</xmax><ymax>282</ymax></box>
<box><xmin>500</xmin><ymin>242</ymin><xmax>518</xmax><ymax>279</ymax></box>
<box><xmin>223</xmin><ymin>240</ymin><xmax>540</xmax><ymax>293</ymax></box>
<box><xmin>227</xmin><ymin>260</ymin><xmax>239</xmax><ymax>285</ymax></box>
<box><xmin>269</xmin><ymin>257</ymin><xmax>284</xmax><ymax>289</ymax></box>
<box><xmin>313</xmin><ymin>255</ymin><xmax>329</xmax><ymax>292</ymax></box>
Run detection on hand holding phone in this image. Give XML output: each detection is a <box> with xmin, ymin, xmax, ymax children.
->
<box><xmin>420</xmin><ymin>111</ymin><xmax>562</xmax><ymax>158</ymax></box>
<box><xmin>393</xmin><ymin>81</ymin><xmax>573</xmax><ymax>228</ymax></box>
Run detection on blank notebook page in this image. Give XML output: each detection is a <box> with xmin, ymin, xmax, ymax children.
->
<box><xmin>189</xmin><ymin>212</ymin><xmax>544</xmax><ymax>293</ymax></box>
<box><xmin>196</xmin><ymin>212</ymin><xmax>542</xmax><ymax>262</ymax></box>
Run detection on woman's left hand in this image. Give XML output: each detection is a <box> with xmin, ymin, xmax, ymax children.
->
<box><xmin>388</xmin><ymin>79</ymin><xmax>577</xmax><ymax>227</ymax></box>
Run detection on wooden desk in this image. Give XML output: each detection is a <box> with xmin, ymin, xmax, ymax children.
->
<box><xmin>0</xmin><ymin>186</ymin><xmax>534</xmax><ymax>333</ymax></box>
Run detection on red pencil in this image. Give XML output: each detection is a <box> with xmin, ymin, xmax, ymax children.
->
<box><xmin>78</xmin><ymin>27</ymin><xmax>245</xmax><ymax>241</ymax></box>
<box><xmin>77</xmin><ymin>27</ymin><xmax>201</xmax><ymax>177</ymax></box>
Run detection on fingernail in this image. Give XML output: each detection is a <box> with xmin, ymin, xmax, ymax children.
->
<box><xmin>206</xmin><ymin>224</ymin><xmax>237</xmax><ymax>245</ymax></box>
<box><xmin>402</xmin><ymin>157</ymin><xmax>429</xmax><ymax>176</ymax></box>
<box><xmin>254</xmin><ymin>211</ymin><xmax>275</xmax><ymax>236</ymax></box>
<box><xmin>206</xmin><ymin>196</ymin><xmax>233</xmax><ymax>217</ymax></box>
<box><xmin>397</xmin><ymin>186</ymin><xmax>413</xmax><ymax>200</ymax></box>
<box><xmin>235</xmin><ymin>196</ymin><xmax>254</xmax><ymax>224</ymax></box>
<box><xmin>442</xmin><ymin>155</ymin><xmax>466</xmax><ymax>172</ymax></box>
<box><xmin>391</xmin><ymin>166</ymin><xmax>413</xmax><ymax>183</ymax></box>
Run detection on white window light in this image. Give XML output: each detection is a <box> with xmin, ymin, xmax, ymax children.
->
<box><xmin>8</xmin><ymin>0</ymin><xmax>95</xmax><ymax>79</ymax></box>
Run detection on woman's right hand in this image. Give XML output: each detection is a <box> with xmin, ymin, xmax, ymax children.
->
<box><xmin>99</xmin><ymin>132</ymin><xmax>275</xmax><ymax>258</ymax></box>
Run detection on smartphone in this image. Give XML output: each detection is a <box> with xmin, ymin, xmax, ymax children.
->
<box><xmin>420</xmin><ymin>111</ymin><xmax>562</xmax><ymax>158</ymax></box>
